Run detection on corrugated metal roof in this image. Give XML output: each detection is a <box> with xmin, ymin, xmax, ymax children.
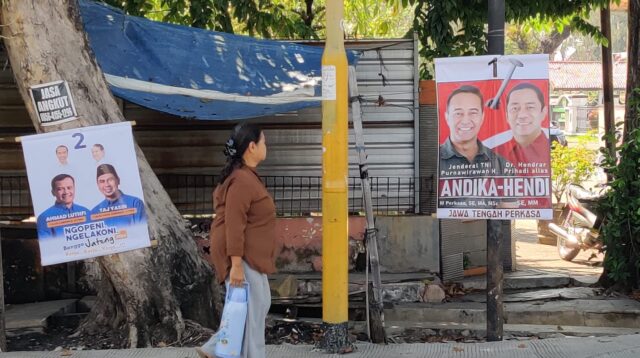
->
<box><xmin>549</xmin><ymin>61</ymin><xmax>627</xmax><ymax>90</ymax></box>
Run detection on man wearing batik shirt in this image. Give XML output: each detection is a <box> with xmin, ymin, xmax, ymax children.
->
<box><xmin>91</xmin><ymin>164</ymin><xmax>146</xmax><ymax>227</ymax></box>
<box><xmin>494</xmin><ymin>83</ymin><xmax>550</xmax><ymax>172</ymax></box>
<box><xmin>37</xmin><ymin>174</ymin><xmax>90</xmax><ymax>239</ymax></box>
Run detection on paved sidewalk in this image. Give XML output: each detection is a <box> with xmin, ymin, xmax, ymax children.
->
<box><xmin>514</xmin><ymin>220</ymin><xmax>604</xmax><ymax>277</ymax></box>
<box><xmin>3</xmin><ymin>334</ymin><xmax>640</xmax><ymax>358</ymax></box>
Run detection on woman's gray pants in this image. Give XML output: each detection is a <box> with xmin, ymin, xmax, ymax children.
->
<box><xmin>232</xmin><ymin>260</ymin><xmax>270</xmax><ymax>358</ymax></box>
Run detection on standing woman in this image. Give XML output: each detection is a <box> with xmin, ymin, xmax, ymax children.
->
<box><xmin>197</xmin><ymin>123</ymin><xmax>277</xmax><ymax>358</ymax></box>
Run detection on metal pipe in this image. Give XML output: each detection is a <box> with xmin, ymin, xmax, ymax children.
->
<box><xmin>487</xmin><ymin>0</ymin><xmax>505</xmax><ymax>55</ymax></box>
<box><xmin>548</xmin><ymin>223</ymin><xmax>581</xmax><ymax>248</ymax></box>
<box><xmin>487</xmin><ymin>0</ymin><xmax>505</xmax><ymax>343</ymax></box>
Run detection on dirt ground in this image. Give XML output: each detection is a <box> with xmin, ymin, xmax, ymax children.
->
<box><xmin>7</xmin><ymin>326</ymin><xmax>127</xmax><ymax>351</ymax></box>
<box><xmin>7</xmin><ymin>318</ymin><xmax>485</xmax><ymax>352</ymax></box>
<box><xmin>7</xmin><ymin>318</ymin><xmax>328</xmax><ymax>351</ymax></box>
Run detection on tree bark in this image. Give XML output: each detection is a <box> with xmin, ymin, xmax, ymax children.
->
<box><xmin>0</xmin><ymin>0</ymin><xmax>221</xmax><ymax>347</ymax></box>
<box><xmin>624</xmin><ymin>0</ymin><xmax>640</xmax><ymax>134</ymax></box>
<box><xmin>598</xmin><ymin>0</ymin><xmax>640</xmax><ymax>289</ymax></box>
<box><xmin>539</xmin><ymin>26</ymin><xmax>571</xmax><ymax>55</ymax></box>
<box><xmin>304</xmin><ymin>0</ymin><xmax>315</xmax><ymax>27</ymax></box>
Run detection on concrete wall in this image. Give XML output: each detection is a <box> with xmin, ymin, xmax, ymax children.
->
<box><xmin>199</xmin><ymin>215</ymin><xmax>440</xmax><ymax>274</ymax></box>
<box><xmin>271</xmin><ymin>215</ymin><xmax>440</xmax><ymax>274</ymax></box>
<box><xmin>376</xmin><ymin>215</ymin><xmax>439</xmax><ymax>273</ymax></box>
<box><xmin>274</xmin><ymin>216</ymin><xmax>366</xmax><ymax>273</ymax></box>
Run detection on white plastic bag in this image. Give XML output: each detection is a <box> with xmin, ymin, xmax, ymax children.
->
<box><xmin>215</xmin><ymin>283</ymin><xmax>249</xmax><ymax>358</ymax></box>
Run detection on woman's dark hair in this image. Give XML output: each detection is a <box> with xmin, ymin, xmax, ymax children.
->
<box><xmin>218</xmin><ymin>122</ymin><xmax>262</xmax><ymax>184</ymax></box>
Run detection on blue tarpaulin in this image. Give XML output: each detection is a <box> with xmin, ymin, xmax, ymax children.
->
<box><xmin>78</xmin><ymin>0</ymin><xmax>359</xmax><ymax>121</ymax></box>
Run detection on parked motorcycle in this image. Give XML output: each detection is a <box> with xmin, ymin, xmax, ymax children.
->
<box><xmin>548</xmin><ymin>184</ymin><xmax>605</xmax><ymax>261</ymax></box>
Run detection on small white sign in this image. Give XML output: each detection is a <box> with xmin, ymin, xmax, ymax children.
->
<box><xmin>322</xmin><ymin>65</ymin><xmax>337</xmax><ymax>100</ymax></box>
<box><xmin>29</xmin><ymin>80</ymin><xmax>78</xmax><ymax>126</ymax></box>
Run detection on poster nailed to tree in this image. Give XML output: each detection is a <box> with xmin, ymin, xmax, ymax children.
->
<box><xmin>29</xmin><ymin>80</ymin><xmax>78</xmax><ymax>126</ymax></box>
<box><xmin>21</xmin><ymin>122</ymin><xmax>151</xmax><ymax>266</ymax></box>
<box><xmin>435</xmin><ymin>54</ymin><xmax>552</xmax><ymax>220</ymax></box>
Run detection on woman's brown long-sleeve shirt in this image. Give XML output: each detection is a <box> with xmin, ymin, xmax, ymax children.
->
<box><xmin>209</xmin><ymin>166</ymin><xmax>277</xmax><ymax>284</ymax></box>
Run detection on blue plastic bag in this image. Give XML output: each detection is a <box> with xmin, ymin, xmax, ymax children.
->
<box><xmin>215</xmin><ymin>283</ymin><xmax>249</xmax><ymax>358</ymax></box>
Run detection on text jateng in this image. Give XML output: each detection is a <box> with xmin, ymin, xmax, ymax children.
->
<box><xmin>29</xmin><ymin>80</ymin><xmax>78</xmax><ymax>126</ymax></box>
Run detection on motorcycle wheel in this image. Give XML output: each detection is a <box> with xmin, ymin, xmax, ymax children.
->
<box><xmin>557</xmin><ymin>236</ymin><xmax>580</xmax><ymax>261</ymax></box>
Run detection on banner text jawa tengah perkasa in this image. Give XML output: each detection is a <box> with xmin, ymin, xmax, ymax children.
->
<box><xmin>435</xmin><ymin>55</ymin><xmax>552</xmax><ymax>220</ymax></box>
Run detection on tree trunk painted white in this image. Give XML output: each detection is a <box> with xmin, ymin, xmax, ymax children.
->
<box><xmin>0</xmin><ymin>0</ymin><xmax>221</xmax><ymax>347</ymax></box>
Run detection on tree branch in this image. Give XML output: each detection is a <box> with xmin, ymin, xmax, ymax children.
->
<box><xmin>305</xmin><ymin>0</ymin><xmax>315</xmax><ymax>27</ymax></box>
<box><xmin>539</xmin><ymin>26</ymin><xmax>572</xmax><ymax>54</ymax></box>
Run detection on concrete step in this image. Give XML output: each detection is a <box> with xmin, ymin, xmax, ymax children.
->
<box><xmin>385</xmin><ymin>299</ymin><xmax>640</xmax><ymax>328</ymax></box>
<box><xmin>275</xmin><ymin>272</ymin><xmax>436</xmax><ymax>304</ymax></box>
<box><xmin>5</xmin><ymin>299</ymin><xmax>78</xmax><ymax>335</ymax></box>
<box><xmin>274</xmin><ymin>271</ymin><xmax>598</xmax><ymax>305</ymax></box>
<box><xmin>379</xmin><ymin>321</ymin><xmax>640</xmax><ymax>339</ymax></box>
<box><xmin>458</xmin><ymin>287</ymin><xmax>607</xmax><ymax>303</ymax></box>
<box><xmin>459</xmin><ymin>273</ymin><xmax>596</xmax><ymax>291</ymax></box>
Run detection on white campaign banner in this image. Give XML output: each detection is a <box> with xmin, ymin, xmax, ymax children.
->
<box><xmin>21</xmin><ymin>122</ymin><xmax>151</xmax><ymax>266</ymax></box>
<box><xmin>435</xmin><ymin>54</ymin><xmax>552</xmax><ymax>220</ymax></box>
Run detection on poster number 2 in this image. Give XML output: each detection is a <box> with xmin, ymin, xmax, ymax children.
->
<box><xmin>72</xmin><ymin>133</ymin><xmax>86</xmax><ymax>149</ymax></box>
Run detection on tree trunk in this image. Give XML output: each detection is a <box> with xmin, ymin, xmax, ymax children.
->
<box><xmin>304</xmin><ymin>0</ymin><xmax>315</xmax><ymax>27</ymax></box>
<box><xmin>624</xmin><ymin>0</ymin><xmax>640</xmax><ymax>134</ymax></box>
<box><xmin>539</xmin><ymin>26</ymin><xmax>571</xmax><ymax>55</ymax></box>
<box><xmin>0</xmin><ymin>0</ymin><xmax>221</xmax><ymax>347</ymax></box>
<box><xmin>598</xmin><ymin>0</ymin><xmax>640</xmax><ymax>289</ymax></box>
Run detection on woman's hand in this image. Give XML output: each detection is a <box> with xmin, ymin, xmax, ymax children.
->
<box><xmin>229</xmin><ymin>256</ymin><xmax>245</xmax><ymax>287</ymax></box>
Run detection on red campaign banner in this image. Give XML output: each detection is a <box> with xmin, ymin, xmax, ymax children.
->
<box><xmin>435</xmin><ymin>55</ymin><xmax>552</xmax><ymax>220</ymax></box>
<box><xmin>437</xmin><ymin>79</ymin><xmax>550</xmax><ymax>145</ymax></box>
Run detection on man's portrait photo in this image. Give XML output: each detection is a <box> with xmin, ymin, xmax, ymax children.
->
<box><xmin>494</xmin><ymin>82</ymin><xmax>550</xmax><ymax>165</ymax></box>
<box><xmin>36</xmin><ymin>174</ymin><xmax>89</xmax><ymax>238</ymax></box>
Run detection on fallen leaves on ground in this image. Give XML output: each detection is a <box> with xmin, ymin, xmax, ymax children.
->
<box><xmin>443</xmin><ymin>282</ymin><xmax>474</xmax><ymax>298</ymax></box>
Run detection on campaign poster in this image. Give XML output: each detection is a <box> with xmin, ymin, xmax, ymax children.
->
<box><xmin>435</xmin><ymin>54</ymin><xmax>552</xmax><ymax>220</ymax></box>
<box><xmin>29</xmin><ymin>80</ymin><xmax>78</xmax><ymax>126</ymax></box>
<box><xmin>21</xmin><ymin>122</ymin><xmax>151</xmax><ymax>266</ymax></box>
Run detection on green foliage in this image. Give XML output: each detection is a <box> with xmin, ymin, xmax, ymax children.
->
<box><xmin>550</xmin><ymin>133</ymin><xmax>597</xmax><ymax>202</ymax></box>
<box><xmin>100</xmin><ymin>0</ymin><xmax>414</xmax><ymax>40</ymax></box>
<box><xmin>598</xmin><ymin>92</ymin><xmax>640</xmax><ymax>290</ymax></box>
<box><xmin>505</xmin><ymin>23</ymin><xmax>538</xmax><ymax>55</ymax></box>
<box><xmin>561</xmin><ymin>10</ymin><xmax>628</xmax><ymax>61</ymax></box>
<box><xmin>405</xmin><ymin>0</ymin><xmax>615</xmax><ymax>78</ymax></box>
<box><xmin>101</xmin><ymin>0</ymin><xmax>320</xmax><ymax>38</ymax></box>
<box><xmin>101</xmin><ymin>1</ymin><xmax>616</xmax><ymax>78</ymax></box>
<box><xmin>505</xmin><ymin>16</ymin><xmax>573</xmax><ymax>56</ymax></box>
<box><xmin>343</xmin><ymin>0</ymin><xmax>414</xmax><ymax>39</ymax></box>
<box><xmin>586</xmin><ymin>91</ymin><xmax>600</xmax><ymax>106</ymax></box>
<box><xmin>463</xmin><ymin>253</ymin><xmax>470</xmax><ymax>270</ymax></box>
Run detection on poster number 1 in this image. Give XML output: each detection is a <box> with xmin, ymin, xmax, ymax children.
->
<box><xmin>72</xmin><ymin>133</ymin><xmax>86</xmax><ymax>149</ymax></box>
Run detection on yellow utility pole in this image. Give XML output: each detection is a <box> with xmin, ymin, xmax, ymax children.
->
<box><xmin>319</xmin><ymin>0</ymin><xmax>352</xmax><ymax>353</ymax></box>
